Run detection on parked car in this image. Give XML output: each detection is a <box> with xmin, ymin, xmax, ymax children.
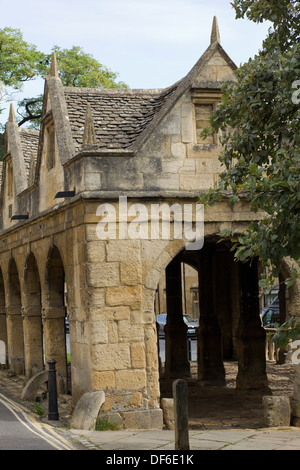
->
<box><xmin>262</xmin><ymin>295</ymin><xmax>280</xmax><ymax>328</ymax></box>
<box><xmin>156</xmin><ymin>313</ymin><xmax>199</xmax><ymax>338</ymax></box>
<box><xmin>262</xmin><ymin>295</ymin><xmax>279</xmax><ymax>316</ymax></box>
<box><xmin>262</xmin><ymin>309</ymin><xmax>280</xmax><ymax>328</ymax></box>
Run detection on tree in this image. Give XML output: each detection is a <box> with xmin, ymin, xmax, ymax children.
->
<box><xmin>0</xmin><ymin>27</ymin><xmax>46</xmax><ymax>90</ymax></box>
<box><xmin>52</xmin><ymin>45</ymin><xmax>128</xmax><ymax>89</ymax></box>
<box><xmin>199</xmin><ymin>0</ymin><xmax>300</xmax><ymax>287</ymax></box>
<box><xmin>0</xmin><ymin>28</ymin><xmax>128</xmax><ymax>129</ymax></box>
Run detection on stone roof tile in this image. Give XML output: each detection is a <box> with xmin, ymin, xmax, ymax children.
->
<box><xmin>19</xmin><ymin>128</ymin><xmax>39</xmax><ymax>183</ymax></box>
<box><xmin>63</xmin><ymin>84</ymin><xmax>180</xmax><ymax>152</ymax></box>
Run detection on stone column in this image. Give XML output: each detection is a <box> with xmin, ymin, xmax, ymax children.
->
<box><xmin>277</xmin><ymin>273</ymin><xmax>287</xmax><ymax>364</ymax></box>
<box><xmin>0</xmin><ymin>306</ymin><xmax>7</xmax><ymax>367</ymax></box>
<box><xmin>43</xmin><ymin>306</ymin><xmax>67</xmax><ymax>394</ymax></box>
<box><xmin>216</xmin><ymin>248</ymin><xmax>235</xmax><ymax>359</ymax></box>
<box><xmin>197</xmin><ymin>247</ymin><xmax>225</xmax><ymax>384</ymax></box>
<box><xmin>6</xmin><ymin>306</ymin><xmax>25</xmax><ymax>375</ymax></box>
<box><xmin>235</xmin><ymin>258</ymin><xmax>269</xmax><ymax>391</ymax></box>
<box><xmin>164</xmin><ymin>257</ymin><xmax>190</xmax><ymax>379</ymax></box>
<box><xmin>23</xmin><ymin>306</ymin><xmax>44</xmax><ymax>378</ymax></box>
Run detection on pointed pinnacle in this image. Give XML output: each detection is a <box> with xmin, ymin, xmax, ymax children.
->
<box><xmin>82</xmin><ymin>103</ymin><xmax>97</xmax><ymax>146</ymax></box>
<box><xmin>211</xmin><ymin>16</ymin><xmax>220</xmax><ymax>44</ymax></box>
<box><xmin>49</xmin><ymin>51</ymin><xmax>59</xmax><ymax>77</ymax></box>
<box><xmin>9</xmin><ymin>103</ymin><xmax>17</xmax><ymax>123</ymax></box>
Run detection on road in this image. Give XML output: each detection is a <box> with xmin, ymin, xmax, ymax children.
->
<box><xmin>0</xmin><ymin>393</ymin><xmax>75</xmax><ymax>450</ymax></box>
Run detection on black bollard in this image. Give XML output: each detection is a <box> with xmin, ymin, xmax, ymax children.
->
<box><xmin>48</xmin><ymin>359</ymin><xmax>59</xmax><ymax>420</ymax></box>
<box><xmin>173</xmin><ymin>379</ymin><xmax>189</xmax><ymax>450</ymax></box>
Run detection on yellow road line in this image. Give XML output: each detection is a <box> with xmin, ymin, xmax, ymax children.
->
<box><xmin>0</xmin><ymin>393</ymin><xmax>76</xmax><ymax>450</ymax></box>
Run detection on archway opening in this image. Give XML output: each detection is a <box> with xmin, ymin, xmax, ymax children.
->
<box><xmin>45</xmin><ymin>246</ymin><xmax>70</xmax><ymax>394</ymax></box>
<box><xmin>0</xmin><ymin>268</ymin><xmax>7</xmax><ymax>368</ymax></box>
<box><xmin>155</xmin><ymin>238</ymin><xmax>281</xmax><ymax>429</ymax></box>
<box><xmin>7</xmin><ymin>258</ymin><xmax>24</xmax><ymax>374</ymax></box>
<box><xmin>23</xmin><ymin>253</ymin><xmax>43</xmax><ymax>377</ymax></box>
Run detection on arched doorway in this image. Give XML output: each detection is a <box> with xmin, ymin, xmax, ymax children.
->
<box><xmin>156</xmin><ymin>237</ymin><xmax>271</xmax><ymax>427</ymax></box>
<box><xmin>6</xmin><ymin>258</ymin><xmax>24</xmax><ymax>374</ymax></box>
<box><xmin>44</xmin><ymin>246</ymin><xmax>70</xmax><ymax>394</ymax></box>
<box><xmin>23</xmin><ymin>253</ymin><xmax>43</xmax><ymax>377</ymax></box>
<box><xmin>0</xmin><ymin>268</ymin><xmax>7</xmax><ymax>368</ymax></box>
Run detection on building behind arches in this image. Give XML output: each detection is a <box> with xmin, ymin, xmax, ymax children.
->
<box><xmin>1</xmin><ymin>17</ymin><xmax>300</xmax><ymax>429</ymax></box>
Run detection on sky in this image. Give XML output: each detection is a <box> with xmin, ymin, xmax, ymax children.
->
<box><xmin>0</xmin><ymin>0</ymin><xmax>271</xmax><ymax>125</ymax></box>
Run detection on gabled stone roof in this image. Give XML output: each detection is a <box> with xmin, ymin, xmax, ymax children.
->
<box><xmin>19</xmin><ymin>128</ymin><xmax>39</xmax><ymax>182</ymax></box>
<box><xmin>63</xmin><ymin>83</ymin><xmax>180</xmax><ymax>152</ymax></box>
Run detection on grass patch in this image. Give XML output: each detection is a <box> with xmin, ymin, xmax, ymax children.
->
<box><xmin>95</xmin><ymin>417</ymin><xmax>119</xmax><ymax>431</ymax></box>
<box><xmin>33</xmin><ymin>401</ymin><xmax>45</xmax><ymax>416</ymax></box>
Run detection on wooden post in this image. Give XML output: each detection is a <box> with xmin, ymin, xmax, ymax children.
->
<box><xmin>173</xmin><ymin>379</ymin><xmax>189</xmax><ymax>450</ymax></box>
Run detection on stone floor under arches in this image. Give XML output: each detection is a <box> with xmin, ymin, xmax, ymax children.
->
<box><xmin>160</xmin><ymin>360</ymin><xmax>295</xmax><ymax>429</ymax></box>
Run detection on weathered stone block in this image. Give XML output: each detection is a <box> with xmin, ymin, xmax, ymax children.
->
<box><xmin>120</xmin><ymin>262</ymin><xmax>142</xmax><ymax>286</ymax></box>
<box><xmin>92</xmin><ymin>343</ymin><xmax>130</xmax><ymax>370</ymax></box>
<box><xmin>130</xmin><ymin>343</ymin><xmax>146</xmax><ymax>369</ymax></box>
<box><xmin>118</xmin><ymin>321</ymin><xmax>144</xmax><ymax>343</ymax></box>
<box><xmin>161</xmin><ymin>398</ymin><xmax>175</xmax><ymax>429</ymax></box>
<box><xmin>159</xmin><ymin>114</ymin><xmax>181</xmax><ymax>135</ymax></box>
<box><xmin>90</xmin><ymin>320</ymin><xmax>108</xmax><ymax>344</ymax></box>
<box><xmin>86</xmin><ymin>241</ymin><xmax>106</xmax><ymax>263</ymax></box>
<box><xmin>181</xmin><ymin>103</ymin><xmax>194</xmax><ymax>143</ymax></box>
<box><xmin>171</xmin><ymin>142</ymin><xmax>186</xmax><ymax>158</ymax></box>
<box><xmin>179</xmin><ymin>174</ymin><xmax>214</xmax><ymax>190</ymax></box>
<box><xmin>115</xmin><ymin>369</ymin><xmax>146</xmax><ymax>391</ymax></box>
<box><xmin>86</xmin><ymin>262</ymin><xmax>120</xmax><ymax>287</ymax></box>
<box><xmin>106</xmin><ymin>240</ymin><xmax>141</xmax><ymax>262</ymax></box>
<box><xmin>106</xmin><ymin>285</ymin><xmax>142</xmax><ymax>309</ymax></box>
<box><xmin>262</xmin><ymin>396</ymin><xmax>291</xmax><ymax>427</ymax></box>
<box><xmin>91</xmin><ymin>371</ymin><xmax>115</xmax><ymax>390</ymax></box>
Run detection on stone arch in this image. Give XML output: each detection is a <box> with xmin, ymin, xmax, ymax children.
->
<box><xmin>46</xmin><ymin>245</ymin><xmax>66</xmax><ymax>308</ymax></box>
<box><xmin>23</xmin><ymin>252</ymin><xmax>44</xmax><ymax>377</ymax></box>
<box><xmin>0</xmin><ymin>267</ymin><xmax>7</xmax><ymax>367</ymax></box>
<box><xmin>6</xmin><ymin>257</ymin><xmax>24</xmax><ymax>374</ymax></box>
<box><xmin>44</xmin><ymin>245</ymin><xmax>69</xmax><ymax>393</ymax></box>
<box><xmin>144</xmin><ymin>235</ymin><xmax>269</xmax><ymax>408</ymax></box>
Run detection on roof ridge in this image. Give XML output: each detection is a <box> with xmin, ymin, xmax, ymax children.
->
<box><xmin>19</xmin><ymin>127</ymin><xmax>40</xmax><ymax>135</ymax></box>
<box><xmin>63</xmin><ymin>86</ymin><xmax>166</xmax><ymax>95</ymax></box>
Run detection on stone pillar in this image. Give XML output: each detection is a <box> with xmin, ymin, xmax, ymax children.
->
<box><xmin>0</xmin><ymin>307</ymin><xmax>7</xmax><ymax>368</ymax></box>
<box><xmin>235</xmin><ymin>259</ymin><xmax>269</xmax><ymax>391</ymax></box>
<box><xmin>216</xmin><ymin>249</ymin><xmax>235</xmax><ymax>359</ymax></box>
<box><xmin>164</xmin><ymin>257</ymin><xmax>190</xmax><ymax>379</ymax></box>
<box><xmin>23</xmin><ymin>306</ymin><xmax>44</xmax><ymax>378</ymax></box>
<box><xmin>278</xmin><ymin>273</ymin><xmax>287</xmax><ymax>364</ymax></box>
<box><xmin>43</xmin><ymin>306</ymin><xmax>67</xmax><ymax>394</ymax></box>
<box><xmin>197</xmin><ymin>247</ymin><xmax>225</xmax><ymax>384</ymax></box>
<box><xmin>6</xmin><ymin>306</ymin><xmax>25</xmax><ymax>375</ymax></box>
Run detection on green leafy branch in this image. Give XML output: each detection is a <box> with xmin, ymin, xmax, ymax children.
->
<box><xmin>273</xmin><ymin>316</ymin><xmax>300</xmax><ymax>349</ymax></box>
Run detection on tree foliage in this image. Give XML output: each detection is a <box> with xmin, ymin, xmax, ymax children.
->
<box><xmin>0</xmin><ymin>28</ymin><xmax>128</xmax><ymax>129</ymax></box>
<box><xmin>52</xmin><ymin>45</ymin><xmax>128</xmax><ymax>89</ymax></box>
<box><xmin>0</xmin><ymin>27</ymin><xmax>46</xmax><ymax>89</ymax></box>
<box><xmin>199</xmin><ymin>0</ymin><xmax>300</xmax><ymax>283</ymax></box>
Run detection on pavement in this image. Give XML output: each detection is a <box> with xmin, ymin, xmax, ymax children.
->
<box><xmin>68</xmin><ymin>426</ymin><xmax>300</xmax><ymax>451</ymax></box>
<box><xmin>1</xmin><ymin>368</ymin><xmax>300</xmax><ymax>451</ymax></box>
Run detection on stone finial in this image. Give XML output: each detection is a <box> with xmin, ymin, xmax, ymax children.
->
<box><xmin>8</xmin><ymin>103</ymin><xmax>17</xmax><ymax>123</ymax></box>
<box><xmin>82</xmin><ymin>103</ymin><xmax>97</xmax><ymax>146</ymax></box>
<box><xmin>211</xmin><ymin>16</ymin><xmax>220</xmax><ymax>44</ymax></box>
<box><xmin>49</xmin><ymin>52</ymin><xmax>59</xmax><ymax>78</ymax></box>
